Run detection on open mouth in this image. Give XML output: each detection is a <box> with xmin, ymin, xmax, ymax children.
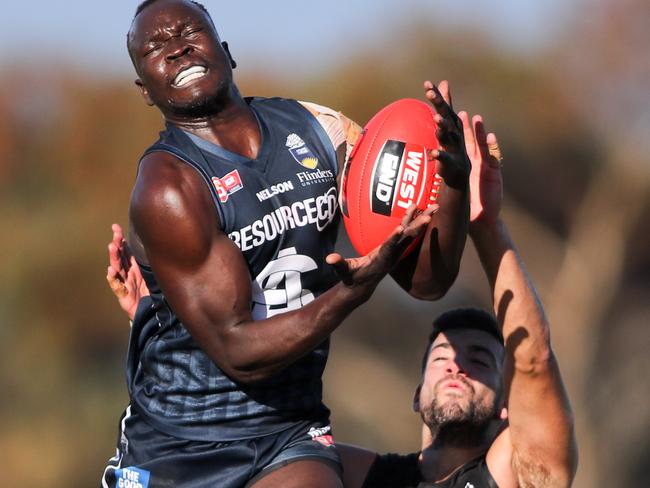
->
<box><xmin>173</xmin><ymin>66</ymin><xmax>207</xmax><ymax>87</ymax></box>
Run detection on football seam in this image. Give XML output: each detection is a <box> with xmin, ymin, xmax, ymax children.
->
<box><xmin>356</xmin><ymin>103</ymin><xmax>401</xmax><ymax>255</ymax></box>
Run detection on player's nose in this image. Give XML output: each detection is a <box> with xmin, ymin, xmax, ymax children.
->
<box><xmin>445</xmin><ymin>359</ymin><xmax>466</xmax><ymax>376</ymax></box>
<box><xmin>166</xmin><ymin>42</ymin><xmax>192</xmax><ymax>62</ymax></box>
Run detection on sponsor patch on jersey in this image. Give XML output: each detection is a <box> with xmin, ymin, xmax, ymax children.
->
<box><xmin>286</xmin><ymin>133</ymin><xmax>319</xmax><ymax>169</ymax></box>
<box><xmin>114</xmin><ymin>466</ymin><xmax>150</xmax><ymax>488</ymax></box>
<box><xmin>307</xmin><ymin>426</ymin><xmax>335</xmax><ymax>447</ymax></box>
<box><xmin>256</xmin><ymin>180</ymin><xmax>295</xmax><ymax>202</ymax></box>
<box><xmin>228</xmin><ymin>187</ymin><xmax>338</xmax><ymax>253</ymax></box>
<box><xmin>296</xmin><ymin>168</ymin><xmax>335</xmax><ymax>187</ymax></box>
<box><xmin>212</xmin><ymin>169</ymin><xmax>243</xmax><ymax>203</ymax></box>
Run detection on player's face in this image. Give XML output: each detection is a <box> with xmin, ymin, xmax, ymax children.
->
<box><xmin>128</xmin><ymin>0</ymin><xmax>235</xmax><ymax>117</ymax></box>
<box><xmin>418</xmin><ymin>329</ymin><xmax>503</xmax><ymax>430</ymax></box>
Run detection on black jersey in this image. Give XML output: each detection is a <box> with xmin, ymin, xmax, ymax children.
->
<box><xmin>362</xmin><ymin>452</ymin><xmax>498</xmax><ymax>488</ymax></box>
<box><xmin>128</xmin><ymin>97</ymin><xmax>341</xmax><ymax>442</ymax></box>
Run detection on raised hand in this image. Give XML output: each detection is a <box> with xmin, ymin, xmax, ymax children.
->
<box><xmin>457</xmin><ymin>112</ymin><xmax>503</xmax><ymax>228</ymax></box>
<box><xmin>326</xmin><ymin>204</ymin><xmax>438</xmax><ymax>293</ymax></box>
<box><xmin>106</xmin><ymin>223</ymin><xmax>150</xmax><ymax>321</ymax></box>
<box><xmin>424</xmin><ymin>80</ymin><xmax>471</xmax><ymax>190</ymax></box>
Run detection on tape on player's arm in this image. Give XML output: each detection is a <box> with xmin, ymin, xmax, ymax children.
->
<box><xmin>298</xmin><ymin>101</ymin><xmax>363</xmax><ymax>173</ymax></box>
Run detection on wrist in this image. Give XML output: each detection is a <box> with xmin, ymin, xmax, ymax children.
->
<box><xmin>469</xmin><ymin>217</ymin><xmax>502</xmax><ymax>240</ymax></box>
<box><xmin>336</xmin><ymin>280</ymin><xmax>375</xmax><ymax>307</ymax></box>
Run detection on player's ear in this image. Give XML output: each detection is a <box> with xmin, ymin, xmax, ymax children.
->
<box><xmin>222</xmin><ymin>41</ymin><xmax>237</xmax><ymax>69</ymax></box>
<box><xmin>412</xmin><ymin>384</ymin><xmax>422</xmax><ymax>412</ymax></box>
<box><xmin>499</xmin><ymin>406</ymin><xmax>508</xmax><ymax>420</ymax></box>
<box><xmin>135</xmin><ymin>79</ymin><xmax>154</xmax><ymax>106</ymax></box>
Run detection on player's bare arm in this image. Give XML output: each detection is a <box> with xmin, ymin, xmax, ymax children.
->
<box><xmin>130</xmin><ymin>150</ymin><xmax>435</xmax><ymax>385</ymax></box>
<box><xmin>389</xmin><ymin>80</ymin><xmax>471</xmax><ymax>300</ymax></box>
<box><xmin>463</xmin><ymin>114</ymin><xmax>578</xmax><ymax>487</ymax></box>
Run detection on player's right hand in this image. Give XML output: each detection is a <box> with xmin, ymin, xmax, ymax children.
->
<box><xmin>326</xmin><ymin>204</ymin><xmax>438</xmax><ymax>296</ymax></box>
<box><xmin>106</xmin><ymin>223</ymin><xmax>150</xmax><ymax>321</ymax></box>
<box><xmin>424</xmin><ymin>80</ymin><xmax>471</xmax><ymax>191</ymax></box>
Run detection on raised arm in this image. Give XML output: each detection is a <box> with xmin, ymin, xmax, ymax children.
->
<box><xmin>464</xmin><ymin>115</ymin><xmax>577</xmax><ymax>487</ymax></box>
<box><xmin>129</xmin><ymin>151</ymin><xmax>435</xmax><ymax>385</ymax></box>
<box><xmin>390</xmin><ymin>80</ymin><xmax>471</xmax><ymax>300</ymax></box>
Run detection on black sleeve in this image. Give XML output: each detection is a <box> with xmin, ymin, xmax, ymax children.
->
<box><xmin>361</xmin><ymin>452</ymin><xmax>421</xmax><ymax>488</ymax></box>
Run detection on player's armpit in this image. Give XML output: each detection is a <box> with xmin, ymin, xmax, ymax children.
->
<box><xmin>507</xmin><ymin>354</ymin><xmax>577</xmax><ymax>488</ymax></box>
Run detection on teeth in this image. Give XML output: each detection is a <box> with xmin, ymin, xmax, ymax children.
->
<box><xmin>174</xmin><ymin>66</ymin><xmax>206</xmax><ymax>87</ymax></box>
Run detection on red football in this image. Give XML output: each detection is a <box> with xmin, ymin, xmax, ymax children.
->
<box><xmin>341</xmin><ymin>98</ymin><xmax>442</xmax><ymax>256</ymax></box>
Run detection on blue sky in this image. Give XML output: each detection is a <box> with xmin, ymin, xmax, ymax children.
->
<box><xmin>3</xmin><ymin>0</ymin><xmax>577</xmax><ymax>77</ymax></box>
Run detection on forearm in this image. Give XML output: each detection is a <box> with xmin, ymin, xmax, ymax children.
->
<box><xmin>471</xmin><ymin>219</ymin><xmax>577</xmax><ymax>484</ymax></box>
<box><xmin>214</xmin><ymin>281</ymin><xmax>371</xmax><ymax>382</ymax></box>
<box><xmin>470</xmin><ymin>218</ymin><xmax>551</xmax><ymax>366</ymax></box>
<box><xmin>429</xmin><ymin>182</ymin><xmax>470</xmax><ymax>290</ymax></box>
<box><xmin>392</xmin><ymin>184</ymin><xmax>469</xmax><ymax>299</ymax></box>
<box><xmin>165</xmin><ymin>274</ymin><xmax>374</xmax><ymax>385</ymax></box>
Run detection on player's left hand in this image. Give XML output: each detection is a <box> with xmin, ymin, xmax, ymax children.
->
<box><xmin>326</xmin><ymin>204</ymin><xmax>438</xmax><ymax>294</ymax></box>
<box><xmin>424</xmin><ymin>80</ymin><xmax>471</xmax><ymax>190</ymax></box>
<box><xmin>106</xmin><ymin>223</ymin><xmax>150</xmax><ymax>321</ymax></box>
<box><xmin>458</xmin><ymin>112</ymin><xmax>503</xmax><ymax>229</ymax></box>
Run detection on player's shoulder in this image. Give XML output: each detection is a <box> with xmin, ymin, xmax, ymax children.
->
<box><xmin>132</xmin><ymin>150</ymin><xmax>212</xmax><ymax>224</ymax></box>
<box><xmin>485</xmin><ymin>426</ymin><xmax>518</xmax><ymax>488</ymax></box>
<box><xmin>135</xmin><ymin>150</ymin><xmax>199</xmax><ymax>196</ymax></box>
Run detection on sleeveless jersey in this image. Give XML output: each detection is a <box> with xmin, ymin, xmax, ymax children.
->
<box><xmin>128</xmin><ymin>97</ymin><xmax>341</xmax><ymax>441</ymax></box>
<box><xmin>362</xmin><ymin>452</ymin><xmax>498</xmax><ymax>488</ymax></box>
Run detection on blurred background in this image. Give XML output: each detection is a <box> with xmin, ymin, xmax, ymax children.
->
<box><xmin>1</xmin><ymin>0</ymin><xmax>648</xmax><ymax>486</ymax></box>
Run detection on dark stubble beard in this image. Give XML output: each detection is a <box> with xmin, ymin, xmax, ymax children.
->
<box><xmin>421</xmin><ymin>377</ymin><xmax>496</xmax><ymax>448</ymax></box>
<box><xmin>167</xmin><ymin>78</ymin><xmax>233</xmax><ymax>118</ymax></box>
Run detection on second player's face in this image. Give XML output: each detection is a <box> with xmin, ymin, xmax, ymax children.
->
<box><xmin>419</xmin><ymin>329</ymin><xmax>503</xmax><ymax>428</ymax></box>
<box><xmin>128</xmin><ymin>0</ymin><xmax>234</xmax><ymax>117</ymax></box>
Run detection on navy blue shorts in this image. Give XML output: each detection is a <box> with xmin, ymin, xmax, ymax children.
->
<box><xmin>101</xmin><ymin>406</ymin><xmax>342</xmax><ymax>488</ymax></box>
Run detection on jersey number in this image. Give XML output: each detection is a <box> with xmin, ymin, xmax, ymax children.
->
<box><xmin>251</xmin><ymin>247</ymin><xmax>317</xmax><ymax>319</ymax></box>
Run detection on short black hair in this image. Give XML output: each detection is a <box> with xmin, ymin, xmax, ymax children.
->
<box><xmin>421</xmin><ymin>308</ymin><xmax>504</xmax><ymax>372</ymax></box>
<box><xmin>134</xmin><ymin>0</ymin><xmax>211</xmax><ymax>19</ymax></box>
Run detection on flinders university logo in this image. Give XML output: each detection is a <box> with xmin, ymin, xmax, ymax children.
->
<box><xmin>286</xmin><ymin>133</ymin><xmax>318</xmax><ymax>169</ymax></box>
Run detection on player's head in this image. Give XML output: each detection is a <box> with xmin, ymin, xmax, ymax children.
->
<box><xmin>126</xmin><ymin>0</ymin><xmax>237</xmax><ymax>118</ymax></box>
<box><xmin>414</xmin><ymin>308</ymin><xmax>505</xmax><ymax>443</ymax></box>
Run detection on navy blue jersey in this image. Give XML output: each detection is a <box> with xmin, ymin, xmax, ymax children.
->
<box><xmin>128</xmin><ymin>97</ymin><xmax>341</xmax><ymax>441</ymax></box>
<box><xmin>362</xmin><ymin>452</ymin><xmax>498</xmax><ymax>488</ymax></box>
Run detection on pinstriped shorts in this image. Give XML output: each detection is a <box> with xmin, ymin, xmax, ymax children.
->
<box><xmin>101</xmin><ymin>406</ymin><xmax>341</xmax><ymax>488</ymax></box>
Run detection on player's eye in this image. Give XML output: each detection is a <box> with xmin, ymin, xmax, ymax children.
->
<box><xmin>184</xmin><ymin>28</ymin><xmax>202</xmax><ymax>37</ymax></box>
<box><xmin>471</xmin><ymin>358</ymin><xmax>489</xmax><ymax>367</ymax></box>
<box><xmin>144</xmin><ymin>44</ymin><xmax>162</xmax><ymax>56</ymax></box>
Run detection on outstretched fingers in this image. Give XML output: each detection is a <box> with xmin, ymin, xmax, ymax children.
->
<box><xmin>472</xmin><ymin>115</ymin><xmax>490</xmax><ymax>162</ymax></box>
<box><xmin>430</xmin><ymin>149</ymin><xmax>455</xmax><ymax>181</ymax></box>
<box><xmin>107</xmin><ymin>266</ymin><xmax>129</xmax><ymax>298</ymax></box>
<box><xmin>388</xmin><ymin>203</ymin><xmax>438</xmax><ymax>256</ymax></box>
<box><xmin>459</xmin><ymin>111</ymin><xmax>477</xmax><ymax>158</ymax></box>
<box><xmin>424</xmin><ymin>80</ymin><xmax>454</xmax><ymax>117</ymax></box>
<box><xmin>486</xmin><ymin>132</ymin><xmax>502</xmax><ymax>168</ymax></box>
